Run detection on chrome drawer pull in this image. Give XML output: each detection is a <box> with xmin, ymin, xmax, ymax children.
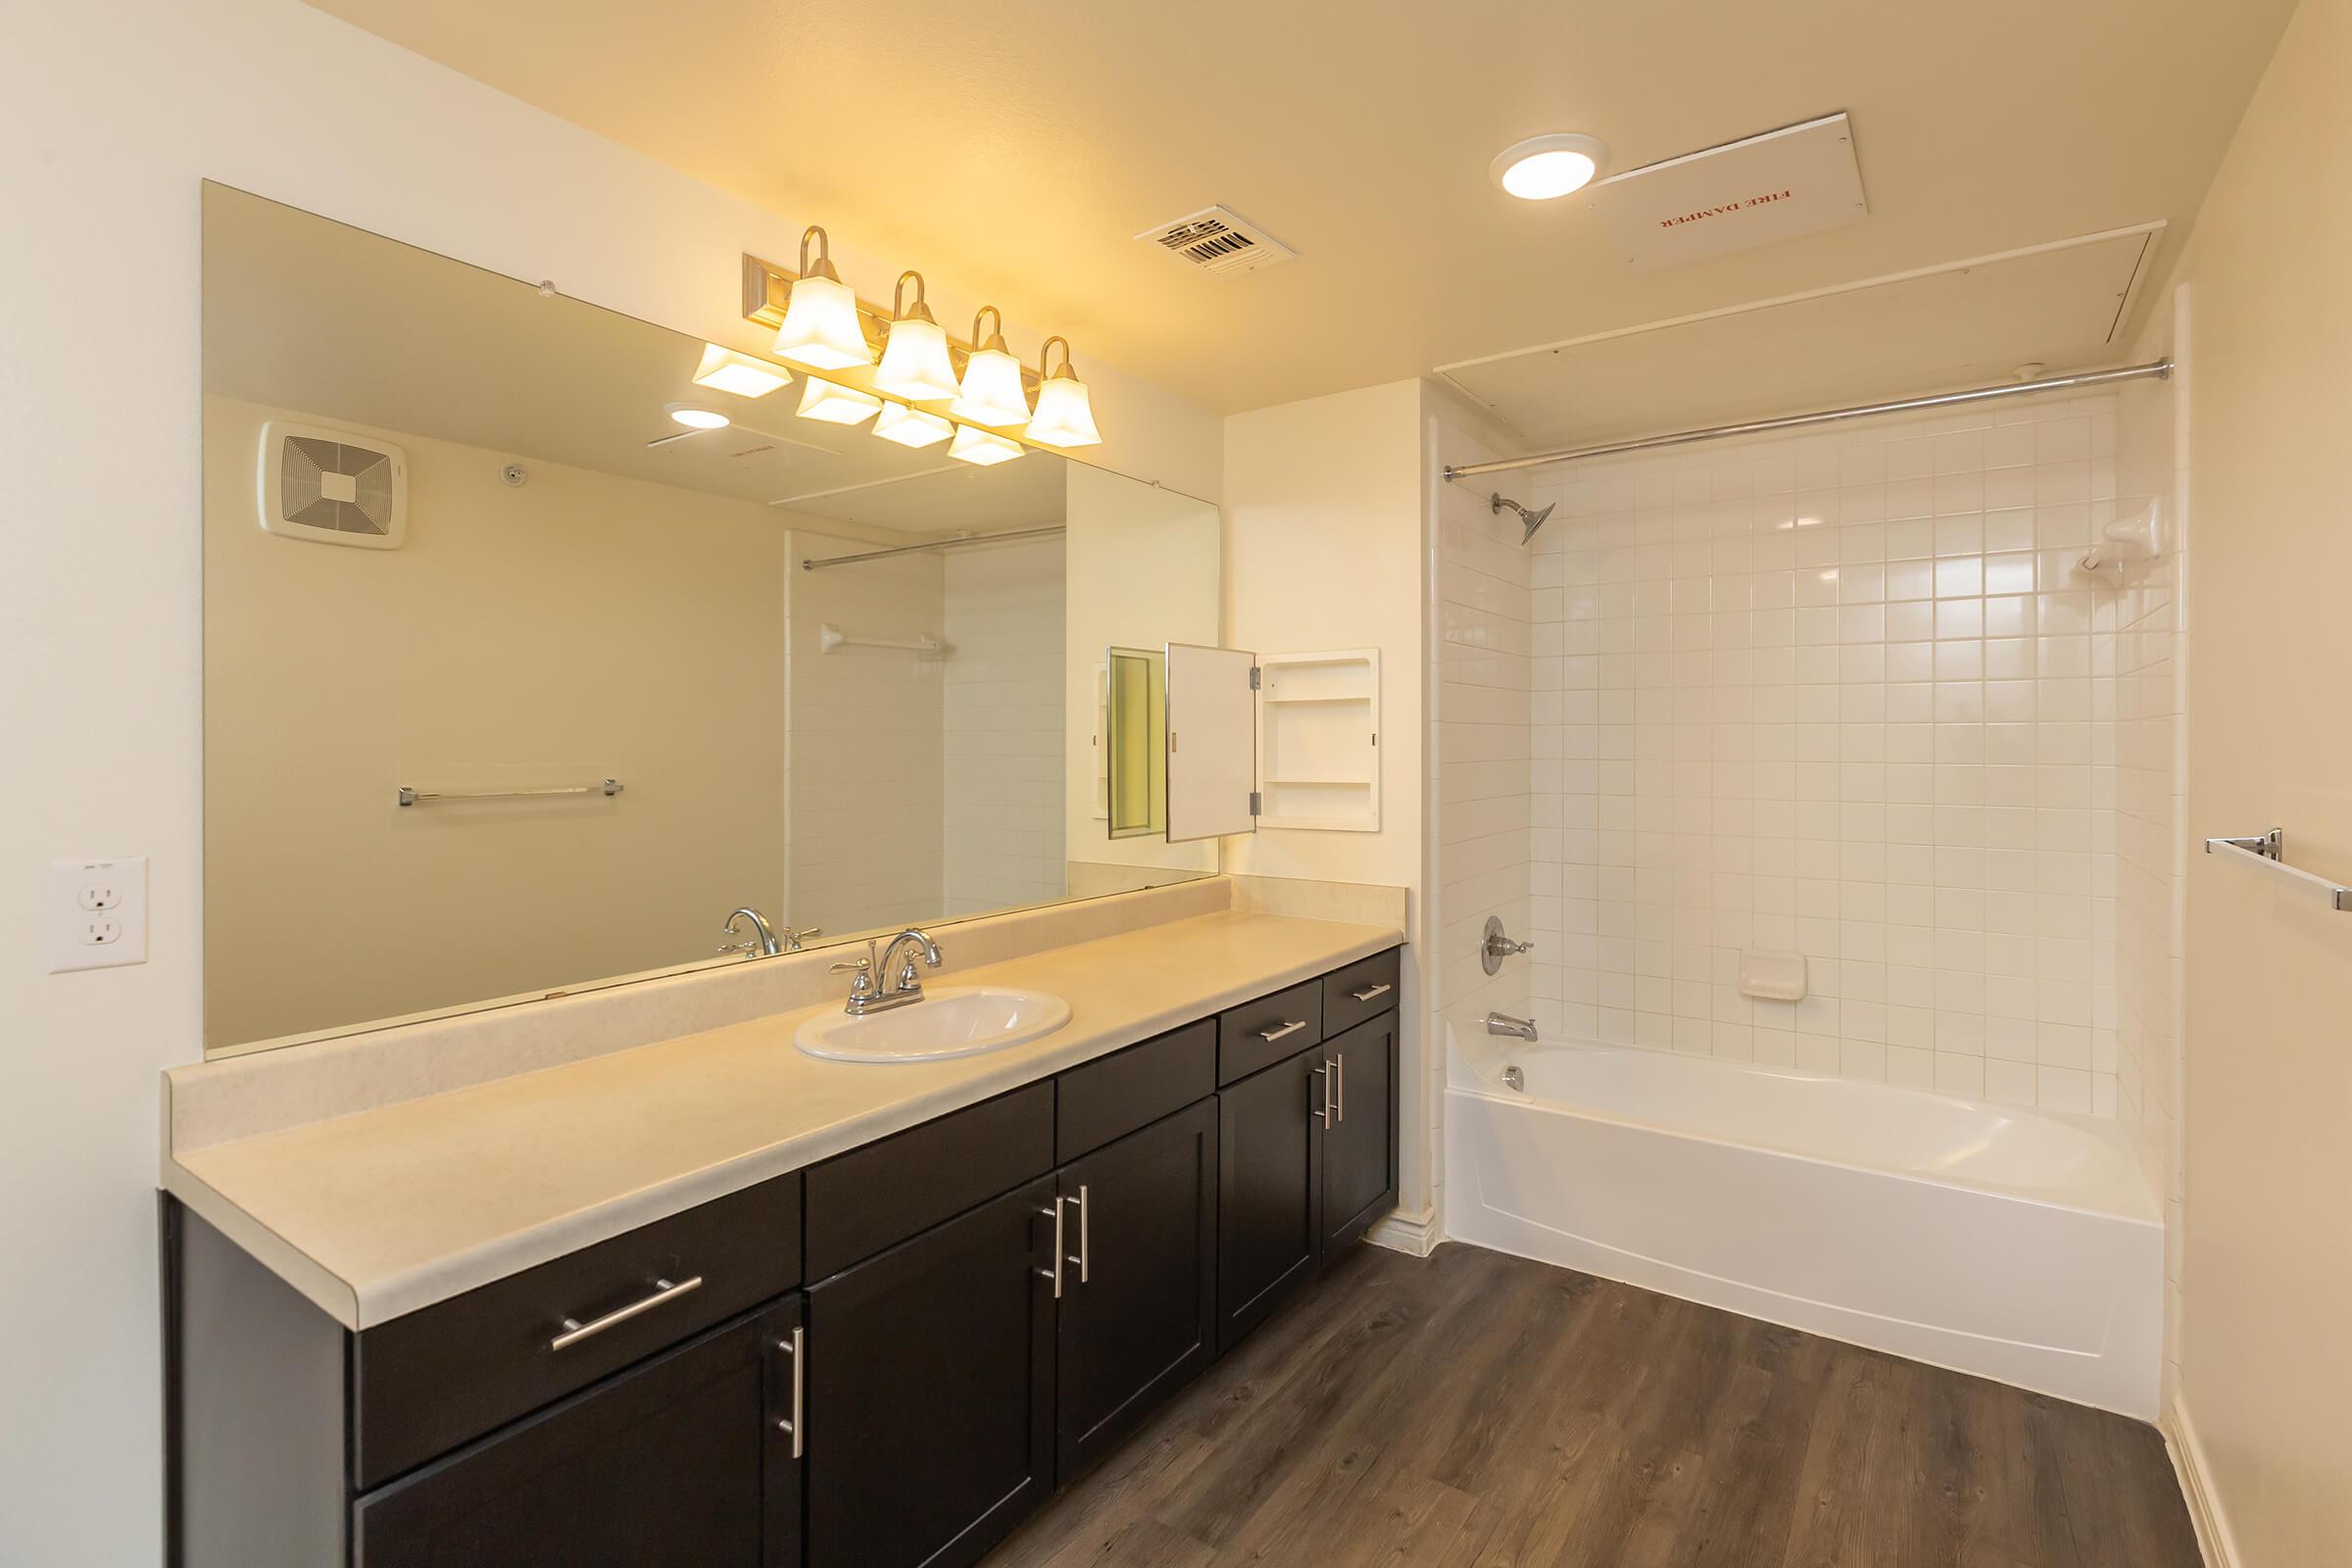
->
<box><xmin>1072</xmin><ymin>1184</ymin><xmax>1091</xmax><ymax>1285</ymax></box>
<box><xmin>1312</xmin><ymin>1061</ymin><xmax>1333</xmax><ymax>1128</ymax></box>
<box><xmin>550</xmin><ymin>1275</ymin><xmax>703</xmax><ymax>1351</ymax></box>
<box><xmin>1335</xmin><ymin>1053</ymin><xmax>1346</xmax><ymax>1122</ymax></box>
<box><xmin>775</xmin><ymin>1325</ymin><xmax>805</xmax><ymax>1458</ymax></box>
<box><xmin>1348</xmin><ymin>982</ymin><xmax>1393</xmax><ymax>1003</ymax></box>
<box><xmin>1256</xmin><ymin>1019</ymin><xmax>1308</xmax><ymax>1045</ymax></box>
<box><xmin>1039</xmin><ymin>1200</ymin><xmax>1065</xmax><ymax>1298</ymax></box>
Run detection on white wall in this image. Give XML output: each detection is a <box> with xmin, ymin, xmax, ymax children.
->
<box><xmin>1223</xmin><ymin>380</ymin><xmax>1433</xmax><ymax>1220</ymax></box>
<box><xmin>0</xmin><ymin>4</ymin><xmax>1221</xmax><ymax>1559</ymax></box>
<box><xmin>942</xmin><ymin>540</ymin><xmax>1067</xmax><ymax>915</ymax></box>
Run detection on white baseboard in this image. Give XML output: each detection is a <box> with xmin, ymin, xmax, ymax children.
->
<box><xmin>2165</xmin><ymin>1393</ymin><xmax>2239</xmax><ymax>1568</ymax></box>
<box><xmin>1366</xmin><ymin>1203</ymin><xmax>1440</xmax><ymax>1257</ymax></box>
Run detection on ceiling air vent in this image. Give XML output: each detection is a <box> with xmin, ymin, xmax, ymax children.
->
<box><xmin>1134</xmin><ymin>206</ymin><xmax>1297</xmax><ymax>280</ymax></box>
<box><xmin>257</xmin><ymin>420</ymin><xmax>408</xmax><ymax>549</ymax></box>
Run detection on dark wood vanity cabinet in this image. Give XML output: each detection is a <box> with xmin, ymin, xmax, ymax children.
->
<box><xmin>167</xmin><ymin>946</ymin><xmax>1400</xmax><ymax>1568</ymax></box>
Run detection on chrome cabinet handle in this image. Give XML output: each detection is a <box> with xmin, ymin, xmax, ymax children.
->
<box><xmin>1039</xmin><ymin>1200</ymin><xmax>1065</xmax><ymax>1298</ymax></box>
<box><xmin>1257</xmin><ymin>1019</ymin><xmax>1308</xmax><ymax>1045</ymax></box>
<box><xmin>774</xmin><ymin>1325</ymin><xmax>804</xmax><ymax>1458</ymax></box>
<box><xmin>1348</xmin><ymin>982</ymin><xmax>1393</xmax><ymax>1003</ymax></box>
<box><xmin>1071</xmin><ymin>1185</ymin><xmax>1090</xmax><ymax>1285</ymax></box>
<box><xmin>1312</xmin><ymin>1061</ymin><xmax>1333</xmax><ymax>1128</ymax></box>
<box><xmin>550</xmin><ymin>1275</ymin><xmax>703</xmax><ymax>1351</ymax></box>
<box><xmin>1335</xmin><ymin>1053</ymin><xmax>1346</xmax><ymax>1123</ymax></box>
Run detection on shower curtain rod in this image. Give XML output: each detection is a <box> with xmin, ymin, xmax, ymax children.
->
<box><xmin>1443</xmin><ymin>360</ymin><xmax>2174</xmax><ymax>482</ymax></box>
<box><xmin>801</xmin><ymin>524</ymin><xmax>1065</xmax><ymax>571</ymax></box>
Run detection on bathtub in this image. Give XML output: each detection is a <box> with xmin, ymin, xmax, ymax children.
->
<box><xmin>1444</xmin><ymin>1035</ymin><xmax>2162</xmax><ymax>1417</ymax></box>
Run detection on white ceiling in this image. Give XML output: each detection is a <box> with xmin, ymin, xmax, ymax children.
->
<box><xmin>203</xmin><ymin>186</ymin><xmax>1069</xmax><ymax>536</ymax></box>
<box><xmin>301</xmin><ymin>0</ymin><xmax>2293</xmax><ymax>423</ymax></box>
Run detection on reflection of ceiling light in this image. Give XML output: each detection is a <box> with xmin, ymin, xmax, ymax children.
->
<box><xmin>796</xmin><ymin>376</ymin><xmax>882</xmax><ymax>425</ymax></box>
<box><xmin>773</xmin><ymin>226</ymin><xmax>874</xmax><ymax>371</ymax></box>
<box><xmin>1489</xmin><ymin>132</ymin><xmax>1609</xmax><ymax>200</ymax></box>
<box><xmin>951</xmin><ymin>307</ymin><xmax>1033</xmax><ymax>428</ymax></box>
<box><xmin>666</xmin><ymin>404</ymin><xmax>731</xmax><ymax>429</ymax></box>
<box><xmin>873</xmin><ymin>270</ymin><xmax>962</xmax><ymax>403</ymax></box>
<box><xmin>1028</xmin><ymin>336</ymin><xmax>1102</xmax><ymax>448</ymax></box>
<box><xmin>873</xmin><ymin>402</ymin><xmax>954</xmax><ymax>448</ymax></box>
<box><xmin>691</xmin><ymin>345</ymin><xmax>792</xmax><ymax>398</ymax></box>
<box><xmin>948</xmin><ymin>425</ymin><xmax>1023</xmax><ymax>466</ymax></box>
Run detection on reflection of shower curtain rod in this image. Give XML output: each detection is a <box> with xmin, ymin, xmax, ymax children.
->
<box><xmin>1445</xmin><ymin>360</ymin><xmax>2174</xmax><ymax>482</ymax></box>
<box><xmin>800</xmin><ymin>524</ymin><xmax>1066</xmax><ymax>571</ymax></box>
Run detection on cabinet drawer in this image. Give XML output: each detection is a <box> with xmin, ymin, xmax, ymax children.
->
<box><xmin>804</xmin><ymin>1083</ymin><xmax>1054</xmax><ymax>1281</ymax></box>
<box><xmin>353</xmin><ymin>1170</ymin><xmax>802</xmax><ymax>1491</ymax></box>
<box><xmin>1216</xmin><ymin>980</ymin><xmax>1325</xmax><ymax>1085</ymax></box>
<box><xmin>1055</xmin><ymin>1021</ymin><xmax>1215</xmax><ymax>1163</ymax></box>
<box><xmin>1321</xmin><ymin>948</ymin><xmax>1401</xmax><ymax>1036</ymax></box>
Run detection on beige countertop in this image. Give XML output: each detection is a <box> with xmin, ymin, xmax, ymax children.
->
<box><xmin>165</xmin><ymin>909</ymin><xmax>1402</xmax><ymax>1330</ymax></box>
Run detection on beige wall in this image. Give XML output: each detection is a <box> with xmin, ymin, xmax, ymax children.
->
<box><xmin>2167</xmin><ymin>0</ymin><xmax>2352</xmax><ymax>1560</ymax></box>
<box><xmin>205</xmin><ymin>398</ymin><xmax>787</xmax><ymax>1049</ymax></box>
<box><xmin>0</xmin><ymin>4</ymin><xmax>1222</xmax><ymax>1558</ymax></box>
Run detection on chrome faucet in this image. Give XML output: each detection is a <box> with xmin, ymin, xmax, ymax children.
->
<box><xmin>717</xmin><ymin>908</ymin><xmax>820</xmax><ymax>958</ymax></box>
<box><xmin>831</xmin><ymin>927</ymin><xmax>944</xmax><ymax>1015</ymax></box>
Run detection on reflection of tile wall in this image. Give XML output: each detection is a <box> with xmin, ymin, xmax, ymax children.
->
<box><xmin>784</xmin><ymin>532</ymin><xmax>945</xmax><ymax>938</ymax></box>
<box><xmin>1523</xmin><ymin>393</ymin><xmax>2136</xmax><ymax>1115</ymax></box>
<box><xmin>1427</xmin><ymin>410</ymin><xmax>1533</xmax><ymax>1234</ymax></box>
<box><xmin>943</xmin><ymin>540</ymin><xmax>1067</xmax><ymax>916</ymax></box>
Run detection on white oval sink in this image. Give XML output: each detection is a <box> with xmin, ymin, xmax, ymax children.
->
<box><xmin>794</xmin><ymin>987</ymin><xmax>1071</xmax><ymax>1063</ymax></box>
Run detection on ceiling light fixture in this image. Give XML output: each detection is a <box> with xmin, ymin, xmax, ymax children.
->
<box><xmin>1489</xmin><ymin>132</ymin><xmax>1610</xmax><ymax>200</ymax></box>
<box><xmin>665</xmin><ymin>404</ymin><xmax>732</xmax><ymax>429</ymax></box>
<box><xmin>872</xmin><ymin>271</ymin><xmax>962</xmax><ymax>403</ymax></box>
<box><xmin>948</xmin><ymin>424</ymin><xmax>1023</xmax><ymax>466</ymax></box>
<box><xmin>772</xmin><ymin>226</ymin><xmax>874</xmax><ymax>371</ymax></box>
<box><xmin>873</xmin><ymin>402</ymin><xmax>955</xmax><ymax>449</ymax></box>
<box><xmin>690</xmin><ymin>345</ymin><xmax>793</xmax><ymax>399</ymax></box>
<box><xmin>1026</xmin><ymin>336</ymin><xmax>1102</xmax><ymax>448</ymax></box>
<box><xmin>951</xmin><ymin>306</ymin><xmax>1033</xmax><ymax>428</ymax></box>
<box><xmin>795</xmin><ymin>376</ymin><xmax>882</xmax><ymax>426</ymax></box>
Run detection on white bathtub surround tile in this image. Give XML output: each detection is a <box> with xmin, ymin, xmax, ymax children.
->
<box><xmin>1522</xmin><ymin>392</ymin><xmax>2149</xmax><ymax>1118</ymax></box>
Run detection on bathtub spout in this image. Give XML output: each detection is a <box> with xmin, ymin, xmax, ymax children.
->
<box><xmin>1485</xmin><ymin>1011</ymin><xmax>1539</xmax><ymax>1042</ymax></box>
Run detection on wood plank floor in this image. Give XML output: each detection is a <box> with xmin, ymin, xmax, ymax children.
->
<box><xmin>985</xmin><ymin>1244</ymin><xmax>2200</xmax><ymax>1568</ymax></box>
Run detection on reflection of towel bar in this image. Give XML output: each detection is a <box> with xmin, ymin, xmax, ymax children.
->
<box><xmin>819</xmin><ymin>622</ymin><xmax>943</xmax><ymax>657</ymax></box>
<box><xmin>2205</xmin><ymin>829</ymin><xmax>2352</xmax><ymax>912</ymax></box>
<box><xmin>397</xmin><ymin>778</ymin><xmax>623</xmax><ymax>808</ymax></box>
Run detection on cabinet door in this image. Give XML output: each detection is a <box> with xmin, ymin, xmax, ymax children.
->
<box><xmin>806</xmin><ymin>1179</ymin><xmax>1055</xmax><ymax>1568</ymax></box>
<box><xmin>1056</xmin><ymin>1099</ymin><xmax>1217</xmax><ymax>1479</ymax></box>
<box><xmin>353</xmin><ymin>1297</ymin><xmax>800</xmax><ymax>1568</ymax></box>
<box><xmin>1216</xmin><ymin>1047</ymin><xmax>1324</xmax><ymax>1347</ymax></box>
<box><xmin>1320</xmin><ymin>1012</ymin><xmax>1399</xmax><ymax>1258</ymax></box>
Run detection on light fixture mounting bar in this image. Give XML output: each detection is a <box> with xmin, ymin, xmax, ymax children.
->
<box><xmin>741</xmin><ymin>254</ymin><xmax>1042</xmax><ymax>392</ymax></box>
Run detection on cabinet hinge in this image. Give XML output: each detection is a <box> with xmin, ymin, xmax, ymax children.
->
<box><xmin>1249</xmin><ymin>665</ymin><xmax>1261</xmax><ymax>691</ymax></box>
<box><xmin>1249</xmin><ymin>790</ymin><xmax>1263</xmax><ymax>816</ymax></box>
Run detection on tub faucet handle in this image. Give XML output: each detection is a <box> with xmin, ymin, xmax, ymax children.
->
<box><xmin>1481</xmin><ymin>915</ymin><xmax>1534</xmax><ymax>975</ymax></box>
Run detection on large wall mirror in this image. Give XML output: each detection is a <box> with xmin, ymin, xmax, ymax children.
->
<box><xmin>202</xmin><ymin>185</ymin><xmax>1220</xmax><ymax>1056</ymax></box>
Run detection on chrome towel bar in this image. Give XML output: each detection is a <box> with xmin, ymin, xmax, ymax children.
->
<box><xmin>2205</xmin><ymin>829</ymin><xmax>2352</xmax><ymax>912</ymax></box>
<box><xmin>397</xmin><ymin>778</ymin><xmax>623</xmax><ymax>808</ymax></box>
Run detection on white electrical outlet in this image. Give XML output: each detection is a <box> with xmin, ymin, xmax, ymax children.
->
<box><xmin>50</xmin><ymin>858</ymin><xmax>148</xmax><ymax>972</ymax></box>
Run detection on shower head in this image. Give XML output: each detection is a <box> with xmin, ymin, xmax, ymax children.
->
<box><xmin>1490</xmin><ymin>492</ymin><xmax>1556</xmax><ymax>546</ymax></box>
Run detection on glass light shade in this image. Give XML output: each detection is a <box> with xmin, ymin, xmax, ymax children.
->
<box><xmin>951</xmin><ymin>345</ymin><xmax>1033</xmax><ymax>427</ymax></box>
<box><xmin>872</xmin><ymin>402</ymin><xmax>954</xmax><ymax>449</ymax></box>
<box><xmin>691</xmin><ymin>345</ymin><xmax>792</xmax><ymax>398</ymax></box>
<box><xmin>773</xmin><ymin>273</ymin><xmax>873</xmax><ymax>370</ymax></box>
<box><xmin>795</xmin><ymin>376</ymin><xmax>882</xmax><ymax>425</ymax></box>
<box><xmin>872</xmin><ymin>316</ymin><xmax>961</xmax><ymax>402</ymax></box>
<box><xmin>948</xmin><ymin>424</ymin><xmax>1023</xmax><ymax>466</ymax></box>
<box><xmin>1027</xmin><ymin>373</ymin><xmax>1102</xmax><ymax>447</ymax></box>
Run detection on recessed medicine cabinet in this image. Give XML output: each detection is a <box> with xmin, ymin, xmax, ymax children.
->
<box><xmin>1152</xmin><ymin>644</ymin><xmax>1382</xmax><ymax>841</ymax></box>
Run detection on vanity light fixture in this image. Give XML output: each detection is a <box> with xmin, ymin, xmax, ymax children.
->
<box><xmin>872</xmin><ymin>271</ymin><xmax>963</xmax><ymax>403</ymax></box>
<box><xmin>951</xmin><ymin>307</ymin><xmax>1033</xmax><ymax>428</ymax></box>
<box><xmin>795</xmin><ymin>375</ymin><xmax>883</xmax><ymax>425</ymax></box>
<box><xmin>872</xmin><ymin>402</ymin><xmax>956</xmax><ymax>449</ymax></box>
<box><xmin>948</xmin><ymin>424</ymin><xmax>1023</xmax><ymax>466</ymax></box>
<box><xmin>690</xmin><ymin>344</ymin><xmax>792</xmax><ymax>399</ymax></box>
<box><xmin>1489</xmin><ymin>132</ymin><xmax>1610</xmax><ymax>200</ymax></box>
<box><xmin>665</xmin><ymin>404</ymin><xmax>732</xmax><ymax>429</ymax></box>
<box><xmin>772</xmin><ymin>226</ymin><xmax>874</xmax><ymax>371</ymax></box>
<box><xmin>1026</xmin><ymin>336</ymin><xmax>1102</xmax><ymax>448</ymax></box>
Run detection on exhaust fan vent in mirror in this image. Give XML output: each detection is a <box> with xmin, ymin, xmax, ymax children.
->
<box><xmin>258</xmin><ymin>420</ymin><xmax>408</xmax><ymax>548</ymax></box>
<box><xmin>1134</xmin><ymin>205</ymin><xmax>1297</xmax><ymax>279</ymax></box>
